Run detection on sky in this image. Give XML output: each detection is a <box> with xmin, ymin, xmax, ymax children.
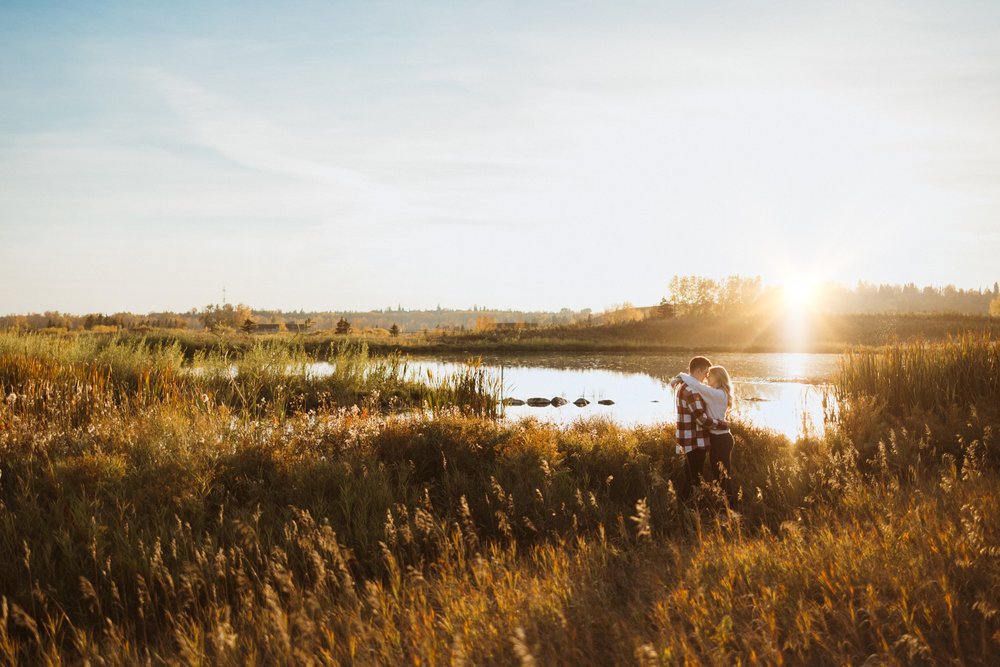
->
<box><xmin>1</xmin><ymin>0</ymin><xmax>999</xmax><ymax>314</ymax></box>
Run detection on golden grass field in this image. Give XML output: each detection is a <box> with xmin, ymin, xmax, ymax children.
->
<box><xmin>0</xmin><ymin>332</ymin><xmax>997</xmax><ymax>664</ymax></box>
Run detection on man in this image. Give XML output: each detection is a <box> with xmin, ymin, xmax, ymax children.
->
<box><xmin>672</xmin><ymin>356</ymin><xmax>728</xmax><ymax>499</ymax></box>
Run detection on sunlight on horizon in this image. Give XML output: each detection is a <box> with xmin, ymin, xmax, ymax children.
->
<box><xmin>782</xmin><ymin>282</ymin><xmax>820</xmax><ymax>311</ymax></box>
<box><xmin>779</xmin><ymin>279</ymin><xmax>823</xmax><ymax>350</ymax></box>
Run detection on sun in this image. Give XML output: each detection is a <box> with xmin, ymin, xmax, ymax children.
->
<box><xmin>777</xmin><ymin>276</ymin><xmax>824</xmax><ymax>351</ymax></box>
<box><xmin>783</xmin><ymin>281</ymin><xmax>817</xmax><ymax>310</ymax></box>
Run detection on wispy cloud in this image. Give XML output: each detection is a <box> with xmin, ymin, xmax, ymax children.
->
<box><xmin>143</xmin><ymin>69</ymin><xmax>396</xmax><ymax>195</ymax></box>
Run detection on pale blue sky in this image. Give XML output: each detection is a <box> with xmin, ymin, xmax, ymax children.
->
<box><xmin>2</xmin><ymin>0</ymin><xmax>999</xmax><ymax>313</ymax></box>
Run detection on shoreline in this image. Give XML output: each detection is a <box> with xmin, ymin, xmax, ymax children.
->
<box><xmin>9</xmin><ymin>309</ymin><xmax>999</xmax><ymax>359</ymax></box>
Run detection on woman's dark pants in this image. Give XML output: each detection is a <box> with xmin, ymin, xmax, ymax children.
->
<box><xmin>709</xmin><ymin>432</ymin><xmax>737</xmax><ymax>508</ymax></box>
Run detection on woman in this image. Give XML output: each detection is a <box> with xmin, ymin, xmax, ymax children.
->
<box><xmin>675</xmin><ymin>365</ymin><xmax>737</xmax><ymax>508</ymax></box>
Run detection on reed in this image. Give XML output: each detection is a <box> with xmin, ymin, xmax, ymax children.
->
<box><xmin>0</xmin><ymin>332</ymin><xmax>500</xmax><ymax>422</ymax></box>
<box><xmin>420</xmin><ymin>357</ymin><xmax>503</xmax><ymax>419</ymax></box>
<box><xmin>837</xmin><ymin>334</ymin><xmax>1000</xmax><ymax>414</ymax></box>
<box><xmin>835</xmin><ymin>335</ymin><xmax>1000</xmax><ymax>468</ymax></box>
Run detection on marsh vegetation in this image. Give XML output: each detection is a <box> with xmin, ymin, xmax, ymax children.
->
<box><xmin>0</xmin><ymin>332</ymin><xmax>997</xmax><ymax>663</ymax></box>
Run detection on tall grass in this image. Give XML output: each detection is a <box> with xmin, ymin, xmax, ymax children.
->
<box><xmin>0</xmin><ymin>333</ymin><xmax>500</xmax><ymax>423</ymax></box>
<box><xmin>837</xmin><ymin>334</ymin><xmax>1000</xmax><ymax>414</ymax></box>
<box><xmin>420</xmin><ymin>358</ymin><xmax>503</xmax><ymax>419</ymax></box>
<box><xmin>0</xmin><ymin>331</ymin><xmax>997</xmax><ymax>663</ymax></box>
<box><xmin>836</xmin><ymin>335</ymin><xmax>1000</xmax><ymax>469</ymax></box>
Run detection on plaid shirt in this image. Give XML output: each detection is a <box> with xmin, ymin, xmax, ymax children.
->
<box><xmin>674</xmin><ymin>382</ymin><xmax>727</xmax><ymax>453</ymax></box>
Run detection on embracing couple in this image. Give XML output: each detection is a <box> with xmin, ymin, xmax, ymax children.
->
<box><xmin>670</xmin><ymin>356</ymin><xmax>737</xmax><ymax>508</ymax></box>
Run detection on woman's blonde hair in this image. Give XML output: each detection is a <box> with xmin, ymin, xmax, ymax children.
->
<box><xmin>709</xmin><ymin>365</ymin><xmax>733</xmax><ymax>409</ymax></box>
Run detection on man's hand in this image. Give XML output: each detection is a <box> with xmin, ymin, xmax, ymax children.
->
<box><xmin>669</xmin><ymin>375</ymin><xmax>683</xmax><ymax>389</ymax></box>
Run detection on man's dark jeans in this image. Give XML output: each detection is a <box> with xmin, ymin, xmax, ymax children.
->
<box><xmin>684</xmin><ymin>434</ymin><xmax>737</xmax><ymax>508</ymax></box>
<box><xmin>683</xmin><ymin>448</ymin><xmax>708</xmax><ymax>500</ymax></box>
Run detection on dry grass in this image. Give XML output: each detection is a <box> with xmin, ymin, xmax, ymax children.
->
<box><xmin>837</xmin><ymin>334</ymin><xmax>1000</xmax><ymax>415</ymax></box>
<box><xmin>0</xmin><ymin>332</ymin><xmax>997</xmax><ymax>664</ymax></box>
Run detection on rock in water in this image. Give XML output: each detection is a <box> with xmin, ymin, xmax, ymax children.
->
<box><xmin>526</xmin><ymin>397</ymin><xmax>551</xmax><ymax>407</ymax></box>
<box><xmin>550</xmin><ymin>397</ymin><xmax>568</xmax><ymax>407</ymax></box>
<box><xmin>573</xmin><ymin>398</ymin><xmax>590</xmax><ymax>407</ymax></box>
<box><xmin>597</xmin><ymin>399</ymin><xmax>615</xmax><ymax>405</ymax></box>
<box><xmin>503</xmin><ymin>398</ymin><xmax>526</xmax><ymax>406</ymax></box>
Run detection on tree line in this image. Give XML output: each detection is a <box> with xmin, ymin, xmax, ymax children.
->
<box><xmin>0</xmin><ymin>305</ymin><xmax>592</xmax><ymax>333</ymax></box>
<box><xmin>3</xmin><ymin>278</ymin><xmax>998</xmax><ymax>333</ymax></box>
<box><xmin>664</xmin><ymin>276</ymin><xmax>1000</xmax><ymax>317</ymax></box>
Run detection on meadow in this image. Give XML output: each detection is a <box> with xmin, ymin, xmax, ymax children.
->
<box><xmin>0</xmin><ymin>332</ymin><xmax>998</xmax><ymax>664</ymax></box>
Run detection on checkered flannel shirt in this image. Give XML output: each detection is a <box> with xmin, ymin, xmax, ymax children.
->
<box><xmin>674</xmin><ymin>382</ymin><xmax>727</xmax><ymax>454</ymax></box>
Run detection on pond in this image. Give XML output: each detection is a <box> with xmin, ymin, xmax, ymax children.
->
<box><xmin>407</xmin><ymin>352</ymin><xmax>841</xmax><ymax>441</ymax></box>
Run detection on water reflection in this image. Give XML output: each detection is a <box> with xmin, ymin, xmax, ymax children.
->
<box><xmin>401</xmin><ymin>353</ymin><xmax>839</xmax><ymax>441</ymax></box>
<box><xmin>413</xmin><ymin>351</ymin><xmax>840</xmax><ymax>384</ymax></box>
<box><xmin>732</xmin><ymin>381</ymin><xmax>832</xmax><ymax>440</ymax></box>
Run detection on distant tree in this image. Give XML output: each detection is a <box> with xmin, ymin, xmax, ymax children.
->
<box><xmin>389</xmin><ymin>323</ymin><xmax>400</xmax><ymax>337</ymax></box>
<box><xmin>656</xmin><ymin>297</ymin><xmax>676</xmax><ymax>319</ymax></box>
<box><xmin>668</xmin><ymin>276</ymin><xmax>720</xmax><ymax>316</ymax></box>
<box><xmin>474</xmin><ymin>316</ymin><xmax>496</xmax><ymax>332</ymax></box>
<box><xmin>335</xmin><ymin>317</ymin><xmax>351</xmax><ymax>335</ymax></box>
<box><xmin>200</xmin><ymin>303</ymin><xmax>252</xmax><ymax>331</ymax></box>
<box><xmin>990</xmin><ymin>296</ymin><xmax>1000</xmax><ymax>318</ymax></box>
<box><xmin>44</xmin><ymin>311</ymin><xmax>71</xmax><ymax>330</ymax></box>
<box><xmin>4</xmin><ymin>316</ymin><xmax>28</xmax><ymax>332</ymax></box>
<box><xmin>147</xmin><ymin>313</ymin><xmax>188</xmax><ymax>329</ymax></box>
<box><xmin>603</xmin><ymin>303</ymin><xmax>644</xmax><ymax>325</ymax></box>
<box><xmin>719</xmin><ymin>275</ymin><xmax>762</xmax><ymax>314</ymax></box>
<box><xmin>241</xmin><ymin>318</ymin><xmax>256</xmax><ymax>334</ymax></box>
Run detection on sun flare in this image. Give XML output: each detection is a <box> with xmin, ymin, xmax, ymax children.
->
<box><xmin>782</xmin><ymin>281</ymin><xmax>819</xmax><ymax>311</ymax></box>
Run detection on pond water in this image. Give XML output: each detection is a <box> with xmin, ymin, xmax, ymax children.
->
<box><xmin>404</xmin><ymin>352</ymin><xmax>841</xmax><ymax>441</ymax></box>
<box><xmin>203</xmin><ymin>352</ymin><xmax>840</xmax><ymax>439</ymax></box>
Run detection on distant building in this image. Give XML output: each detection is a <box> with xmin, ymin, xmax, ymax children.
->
<box><xmin>253</xmin><ymin>323</ymin><xmax>282</xmax><ymax>334</ymax></box>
